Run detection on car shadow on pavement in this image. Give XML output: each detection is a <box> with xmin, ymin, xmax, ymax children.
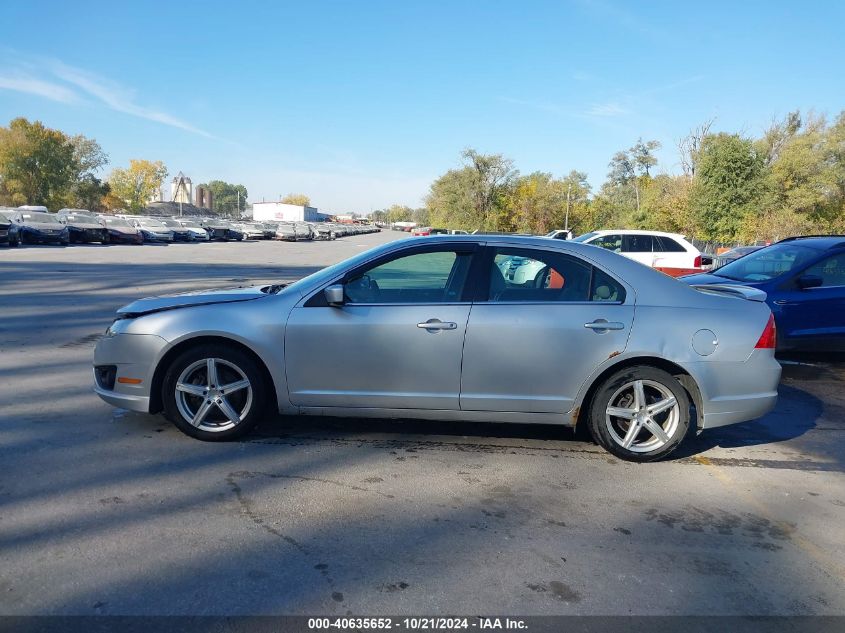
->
<box><xmin>669</xmin><ymin>383</ymin><xmax>825</xmax><ymax>461</ymax></box>
<box><xmin>254</xmin><ymin>375</ymin><xmax>833</xmax><ymax>468</ymax></box>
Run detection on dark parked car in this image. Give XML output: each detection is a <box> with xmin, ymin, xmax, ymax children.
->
<box><xmin>11</xmin><ymin>210</ymin><xmax>70</xmax><ymax>245</ymax></box>
<box><xmin>57</xmin><ymin>209</ymin><xmax>110</xmax><ymax>244</ymax></box>
<box><xmin>681</xmin><ymin>236</ymin><xmax>845</xmax><ymax>351</ymax></box>
<box><xmin>97</xmin><ymin>216</ymin><xmax>143</xmax><ymax>244</ymax></box>
<box><xmin>200</xmin><ymin>218</ymin><xmax>244</xmax><ymax>241</ymax></box>
<box><xmin>0</xmin><ymin>208</ymin><xmax>22</xmax><ymax>246</ymax></box>
<box><xmin>160</xmin><ymin>218</ymin><xmax>201</xmax><ymax>242</ymax></box>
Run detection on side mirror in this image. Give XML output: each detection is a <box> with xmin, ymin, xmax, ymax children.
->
<box><xmin>797</xmin><ymin>274</ymin><xmax>823</xmax><ymax>290</ymax></box>
<box><xmin>324</xmin><ymin>284</ymin><xmax>345</xmax><ymax>306</ymax></box>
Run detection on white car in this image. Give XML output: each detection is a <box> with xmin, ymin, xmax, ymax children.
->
<box><xmin>545</xmin><ymin>229</ymin><xmax>573</xmax><ymax>240</ymax></box>
<box><xmin>572</xmin><ymin>230</ymin><xmax>702</xmax><ymax>277</ymax></box>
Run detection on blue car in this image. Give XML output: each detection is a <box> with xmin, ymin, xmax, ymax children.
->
<box><xmin>680</xmin><ymin>236</ymin><xmax>845</xmax><ymax>351</ymax></box>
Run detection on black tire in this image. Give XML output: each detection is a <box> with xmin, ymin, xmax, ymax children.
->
<box><xmin>587</xmin><ymin>365</ymin><xmax>690</xmax><ymax>462</ymax></box>
<box><xmin>161</xmin><ymin>344</ymin><xmax>269</xmax><ymax>441</ymax></box>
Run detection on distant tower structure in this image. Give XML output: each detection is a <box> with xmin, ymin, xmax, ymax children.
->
<box><xmin>170</xmin><ymin>172</ymin><xmax>192</xmax><ymax>204</ymax></box>
<box><xmin>195</xmin><ymin>186</ymin><xmax>214</xmax><ymax>210</ymax></box>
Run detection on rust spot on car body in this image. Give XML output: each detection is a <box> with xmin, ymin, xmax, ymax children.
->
<box><xmin>571</xmin><ymin>406</ymin><xmax>581</xmax><ymax>425</ymax></box>
<box><xmin>608</xmin><ymin>350</ymin><xmax>621</xmax><ymax>359</ymax></box>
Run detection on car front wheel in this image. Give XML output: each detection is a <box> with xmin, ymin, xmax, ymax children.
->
<box><xmin>587</xmin><ymin>365</ymin><xmax>690</xmax><ymax>462</ymax></box>
<box><xmin>162</xmin><ymin>345</ymin><xmax>268</xmax><ymax>440</ymax></box>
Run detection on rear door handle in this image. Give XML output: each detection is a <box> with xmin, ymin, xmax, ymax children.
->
<box><xmin>584</xmin><ymin>320</ymin><xmax>625</xmax><ymax>331</ymax></box>
<box><xmin>417</xmin><ymin>319</ymin><xmax>457</xmax><ymax>331</ymax></box>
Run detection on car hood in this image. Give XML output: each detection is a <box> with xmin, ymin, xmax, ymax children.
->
<box><xmin>22</xmin><ymin>222</ymin><xmax>65</xmax><ymax>231</ymax></box>
<box><xmin>65</xmin><ymin>221</ymin><xmax>103</xmax><ymax>229</ymax></box>
<box><xmin>117</xmin><ymin>285</ymin><xmax>271</xmax><ymax>317</ymax></box>
<box><xmin>108</xmin><ymin>226</ymin><xmax>138</xmax><ymax>234</ymax></box>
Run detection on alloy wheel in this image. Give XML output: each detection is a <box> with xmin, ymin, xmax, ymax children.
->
<box><xmin>604</xmin><ymin>379</ymin><xmax>680</xmax><ymax>453</ymax></box>
<box><xmin>174</xmin><ymin>358</ymin><xmax>253</xmax><ymax>432</ymax></box>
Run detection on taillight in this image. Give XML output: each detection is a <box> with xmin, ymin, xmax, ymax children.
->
<box><xmin>693</xmin><ymin>254</ymin><xmax>702</xmax><ymax>268</ymax></box>
<box><xmin>755</xmin><ymin>314</ymin><xmax>777</xmax><ymax>349</ymax></box>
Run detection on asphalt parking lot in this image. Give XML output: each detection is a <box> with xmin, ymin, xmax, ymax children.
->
<box><xmin>1</xmin><ymin>232</ymin><xmax>844</xmax><ymax>616</ymax></box>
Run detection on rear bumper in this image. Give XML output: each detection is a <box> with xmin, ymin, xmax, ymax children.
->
<box><xmin>692</xmin><ymin>351</ymin><xmax>782</xmax><ymax>429</ymax></box>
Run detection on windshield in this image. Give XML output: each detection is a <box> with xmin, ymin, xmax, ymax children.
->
<box><xmin>714</xmin><ymin>243</ymin><xmax>819</xmax><ymax>282</ymax></box>
<box><xmin>138</xmin><ymin>218</ymin><xmax>167</xmax><ymax>229</ymax></box>
<box><xmin>102</xmin><ymin>217</ymin><xmax>131</xmax><ymax>227</ymax></box>
<box><xmin>63</xmin><ymin>213</ymin><xmax>99</xmax><ymax>223</ymax></box>
<box><xmin>20</xmin><ymin>212</ymin><xmax>62</xmax><ymax>224</ymax></box>
<box><xmin>571</xmin><ymin>232</ymin><xmax>599</xmax><ymax>243</ymax></box>
<box><xmin>181</xmin><ymin>221</ymin><xmax>203</xmax><ymax>229</ymax></box>
<box><xmin>161</xmin><ymin>219</ymin><xmax>183</xmax><ymax>228</ymax></box>
<box><xmin>284</xmin><ymin>242</ymin><xmax>399</xmax><ymax>295</ymax></box>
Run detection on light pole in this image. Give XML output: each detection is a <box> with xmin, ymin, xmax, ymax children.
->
<box><xmin>565</xmin><ymin>182</ymin><xmax>572</xmax><ymax>231</ymax></box>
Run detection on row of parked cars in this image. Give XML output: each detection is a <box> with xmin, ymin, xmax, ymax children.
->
<box><xmin>0</xmin><ymin>206</ymin><xmax>380</xmax><ymax>246</ymax></box>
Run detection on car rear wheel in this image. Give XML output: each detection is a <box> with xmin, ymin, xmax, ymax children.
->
<box><xmin>587</xmin><ymin>365</ymin><xmax>690</xmax><ymax>462</ymax></box>
<box><xmin>162</xmin><ymin>345</ymin><xmax>268</xmax><ymax>441</ymax></box>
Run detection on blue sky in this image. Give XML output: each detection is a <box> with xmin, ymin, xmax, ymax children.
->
<box><xmin>1</xmin><ymin>0</ymin><xmax>843</xmax><ymax>213</ymax></box>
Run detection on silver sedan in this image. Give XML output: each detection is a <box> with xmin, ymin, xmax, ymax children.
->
<box><xmin>93</xmin><ymin>235</ymin><xmax>781</xmax><ymax>461</ymax></box>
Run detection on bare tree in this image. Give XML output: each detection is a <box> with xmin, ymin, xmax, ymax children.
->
<box><xmin>678</xmin><ymin>118</ymin><xmax>714</xmax><ymax>177</ymax></box>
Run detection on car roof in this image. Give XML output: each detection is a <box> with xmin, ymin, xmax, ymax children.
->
<box><xmin>585</xmin><ymin>229</ymin><xmax>687</xmax><ymax>239</ymax></box>
<box><xmin>776</xmin><ymin>235</ymin><xmax>845</xmax><ymax>250</ymax></box>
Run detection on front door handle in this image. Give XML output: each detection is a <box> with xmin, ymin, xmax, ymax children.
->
<box><xmin>417</xmin><ymin>319</ymin><xmax>457</xmax><ymax>331</ymax></box>
<box><xmin>584</xmin><ymin>320</ymin><xmax>625</xmax><ymax>331</ymax></box>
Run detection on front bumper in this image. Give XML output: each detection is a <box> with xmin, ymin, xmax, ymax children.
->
<box><xmin>24</xmin><ymin>230</ymin><xmax>66</xmax><ymax>242</ymax></box>
<box><xmin>93</xmin><ymin>332</ymin><xmax>169</xmax><ymax>413</ymax></box>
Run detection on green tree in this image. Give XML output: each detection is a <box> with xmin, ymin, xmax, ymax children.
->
<box><xmin>505</xmin><ymin>172</ymin><xmax>566</xmax><ymax>234</ymax></box>
<box><xmin>0</xmin><ymin>117</ymin><xmax>106</xmax><ymax>209</ymax></box>
<box><xmin>426</xmin><ymin>166</ymin><xmax>479</xmax><ymax>230</ymax></box>
<box><xmin>280</xmin><ymin>193</ymin><xmax>310</xmax><ymax>206</ymax></box>
<box><xmin>689</xmin><ymin>133</ymin><xmax>766</xmax><ymax>242</ymax></box>
<box><xmin>108</xmin><ymin>160</ymin><xmax>168</xmax><ymax>213</ymax></box>
<box><xmin>72</xmin><ymin>174</ymin><xmax>111</xmax><ymax>212</ymax></box>
<box><xmin>605</xmin><ymin>139</ymin><xmax>661</xmax><ymax>216</ymax></box>
<box><xmin>385</xmin><ymin>204</ymin><xmax>413</xmax><ymax>223</ymax></box>
<box><xmin>426</xmin><ymin>149</ymin><xmax>517</xmax><ymax>231</ymax></box>
<box><xmin>201</xmin><ymin>180</ymin><xmax>248</xmax><ymax>216</ymax></box>
<box><xmin>639</xmin><ymin>175</ymin><xmax>695</xmax><ymax>235</ymax></box>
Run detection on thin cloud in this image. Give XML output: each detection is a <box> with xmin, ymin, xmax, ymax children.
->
<box><xmin>585</xmin><ymin>102</ymin><xmax>628</xmax><ymax>117</ymax></box>
<box><xmin>0</xmin><ymin>73</ymin><xmax>79</xmax><ymax>104</ymax></box>
<box><xmin>0</xmin><ymin>53</ymin><xmax>213</xmax><ymax>139</ymax></box>
<box><xmin>48</xmin><ymin>61</ymin><xmax>214</xmax><ymax>139</ymax></box>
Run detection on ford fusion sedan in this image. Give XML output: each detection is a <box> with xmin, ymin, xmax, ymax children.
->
<box><xmin>681</xmin><ymin>236</ymin><xmax>845</xmax><ymax>351</ymax></box>
<box><xmin>57</xmin><ymin>209</ymin><xmax>110</xmax><ymax>244</ymax></box>
<box><xmin>94</xmin><ymin>235</ymin><xmax>780</xmax><ymax>462</ymax></box>
<box><xmin>11</xmin><ymin>210</ymin><xmax>69</xmax><ymax>245</ymax></box>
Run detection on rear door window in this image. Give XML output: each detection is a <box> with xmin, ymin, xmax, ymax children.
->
<box><xmin>486</xmin><ymin>247</ymin><xmax>625</xmax><ymax>303</ymax></box>
<box><xmin>623</xmin><ymin>234</ymin><xmax>656</xmax><ymax>253</ymax></box>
